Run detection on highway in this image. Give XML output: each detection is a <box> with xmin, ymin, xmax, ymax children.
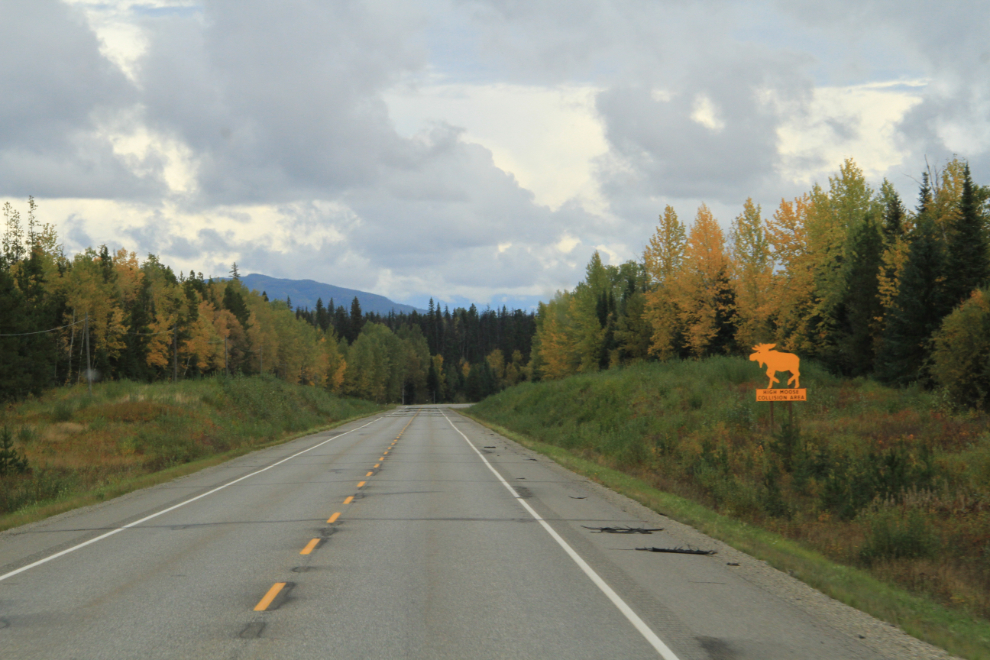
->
<box><xmin>0</xmin><ymin>406</ymin><xmax>901</xmax><ymax>659</ymax></box>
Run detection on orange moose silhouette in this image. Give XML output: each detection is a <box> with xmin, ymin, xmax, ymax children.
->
<box><xmin>749</xmin><ymin>344</ymin><xmax>801</xmax><ymax>389</ymax></box>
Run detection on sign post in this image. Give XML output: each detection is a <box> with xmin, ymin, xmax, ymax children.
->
<box><xmin>750</xmin><ymin>344</ymin><xmax>805</xmax><ymax>430</ymax></box>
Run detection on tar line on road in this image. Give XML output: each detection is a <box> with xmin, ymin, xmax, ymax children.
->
<box><xmin>253</xmin><ymin>409</ymin><xmax>419</xmax><ymax>611</ymax></box>
<box><xmin>0</xmin><ymin>416</ymin><xmax>382</xmax><ymax>584</ymax></box>
<box><xmin>440</xmin><ymin>410</ymin><xmax>681</xmax><ymax>660</ymax></box>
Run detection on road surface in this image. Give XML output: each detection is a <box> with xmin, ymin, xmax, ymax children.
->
<box><xmin>0</xmin><ymin>406</ymin><xmax>921</xmax><ymax>659</ymax></box>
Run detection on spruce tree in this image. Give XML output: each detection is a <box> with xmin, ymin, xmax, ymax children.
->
<box><xmin>944</xmin><ymin>164</ymin><xmax>990</xmax><ymax>308</ymax></box>
<box><xmin>881</xmin><ymin>182</ymin><xmax>906</xmax><ymax>243</ymax></box>
<box><xmin>708</xmin><ymin>266</ymin><xmax>738</xmax><ymax>356</ymax></box>
<box><xmin>876</xmin><ymin>215</ymin><xmax>949</xmax><ymax>386</ymax></box>
<box><xmin>836</xmin><ymin>216</ymin><xmax>884</xmax><ymax>376</ymax></box>
<box><xmin>349</xmin><ymin>297</ymin><xmax>363</xmax><ymax>343</ymax></box>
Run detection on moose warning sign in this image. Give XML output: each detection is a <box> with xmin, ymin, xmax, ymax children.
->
<box><xmin>750</xmin><ymin>344</ymin><xmax>806</xmax><ymax>402</ymax></box>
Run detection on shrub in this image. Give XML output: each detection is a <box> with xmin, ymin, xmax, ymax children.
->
<box><xmin>0</xmin><ymin>427</ymin><xmax>29</xmax><ymax>476</ymax></box>
<box><xmin>860</xmin><ymin>508</ymin><xmax>939</xmax><ymax>565</ymax></box>
<box><xmin>932</xmin><ymin>288</ymin><xmax>990</xmax><ymax>410</ymax></box>
<box><xmin>51</xmin><ymin>400</ymin><xmax>74</xmax><ymax>422</ymax></box>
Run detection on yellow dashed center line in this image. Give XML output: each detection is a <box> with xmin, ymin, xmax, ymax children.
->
<box><xmin>379</xmin><ymin>457</ymin><xmax>385</xmax><ymax>461</ymax></box>
<box><xmin>366</xmin><ymin>471</ymin><xmax>374</xmax><ymax>477</ymax></box>
<box><xmin>374</xmin><ymin>463</ymin><xmax>380</xmax><ymax>468</ymax></box>
<box><xmin>343</xmin><ymin>496</ymin><xmax>354</xmax><ymax>505</ymax></box>
<box><xmin>357</xmin><ymin>481</ymin><xmax>366</xmax><ymax>488</ymax></box>
<box><xmin>327</xmin><ymin>512</ymin><xmax>340</xmax><ymax>524</ymax></box>
<box><xmin>384</xmin><ymin>451</ymin><xmax>389</xmax><ymax>455</ymax></box>
<box><xmin>300</xmin><ymin>538</ymin><xmax>320</xmax><ymax>555</ymax></box>
<box><xmin>254</xmin><ymin>583</ymin><xmax>286</xmax><ymax>611</ymax></box>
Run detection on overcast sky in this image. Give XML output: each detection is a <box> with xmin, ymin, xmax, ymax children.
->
<box><xmin>2</xmin><ymin>1</ymin><xmax>987</xmax><ymax>310</ymax></box>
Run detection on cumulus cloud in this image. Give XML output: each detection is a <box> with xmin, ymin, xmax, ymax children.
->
<box><xmin>3</xmin><ymin>0</ymin><xmax>987</xmax><ymax>308</ymax></box>
<box><xmin>0</xmin><ymin>0</ymin><xmax>157</xmax><ymax>198</ymax></box>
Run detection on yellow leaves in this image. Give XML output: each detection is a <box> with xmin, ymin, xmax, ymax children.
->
<box><xmin>766</xmin><ymin>195</ymin><xmax>810</xmax><ymax>270</ymax></box>
<box><xmin>112</xmin><ymin>248</ymin><xmax>143</xmax><ymax>306</ymax></box>
<box><xmin>486</xmin><ymin>348</ymin><xmax>505</xmax><ymax>384</ymax></box>
<box><xmin>644</xmin><ymin>205</ymin><xmax>686</xmax><ymax>286</ymax></box>
<box><xmin>181</xmin><ymin>300</ymin><xmax>223</xmax><ymax>372</ymax></box>
<box><xmin>763</xmin><ymin>194</ymin><xmax>820</xmax><ymax>353</ymax></box>
<box><xmin>673</xmin><ymin>204</ymin><xmax>732</xmax><ymax>357</ymax></box>
<box><xmin>533</xmin><ymin>294</ymin><xmax>581</xmax><ymax>380</ymax></box>
<box><xmin>683</xmin><ymin>203</ymin><xmax>729</xmax><ymax>281</ymax></box>
<box><xmin>731</xmin><ymin>198</ymin><xmax>774</xmax><ymax>348</ymax></box>
<box><xmin>643</xmin><ymin>291</ymin><xmax>680</xmax><ymax>360</ymax></box>
<box><xmin>877</xmin><ymin>236</ymin><xmax>910</xmax><ymax>314</ymax></box>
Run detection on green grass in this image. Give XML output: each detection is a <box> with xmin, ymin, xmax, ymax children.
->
<box><xmin>0</xmin><ymin>375</ymin><xmax>386</xmax><ymax>530</ymax></box>
<box><xmin>467</xmin><ymin>357</ymin><xmax>990</xmax><ymax>659</ymax></box>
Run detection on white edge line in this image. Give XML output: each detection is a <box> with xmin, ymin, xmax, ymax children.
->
<box><xmin>0</xmin><ymin>417</ymin><xmax>382</xmax><ymax>583</ymax></box>
<box><xmin>441</xmin><ymin>410</ymin><xmax>681</xmax><ymax>660</ymax></box>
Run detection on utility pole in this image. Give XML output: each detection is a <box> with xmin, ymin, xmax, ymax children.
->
<box><xmin>172</xmin><ymin>323</ymin><xmax>178</xmax><ymax>383</ymax></box>
<box><xmin>224</xmin><ymin>336</ymin><xmax>228</xmax><ymax>376</ymax></box>
<box><xmin>84</xmin><ymin>312</ymin><xmax>92</xmax><ymax>396</ymax></box>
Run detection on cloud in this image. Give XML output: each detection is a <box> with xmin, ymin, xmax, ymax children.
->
<box><xmin>7</xmin><ymin>0</ymin><xmax>989</xmax><ymax>311</ymax></box>
<box><xmin>0</xmin><ymin>0</ymin><xmax>156</xmax><ymax>198</ymax></box>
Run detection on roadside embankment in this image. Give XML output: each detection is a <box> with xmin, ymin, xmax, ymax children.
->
<box><xmin>467</xmin><ymin>357</ymin><xmax>990</xmax><ymax>660</ymax></box>
<box><xmin>0</xmin><ymin>375</ymin><xmax>385</xmax><ymax>531</ymax></box>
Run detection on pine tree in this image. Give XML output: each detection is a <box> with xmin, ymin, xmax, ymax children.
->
<box><xmin>944</xmin><ymin>163</ymin><xmax>990</xmax><ymax>308</ymax></box>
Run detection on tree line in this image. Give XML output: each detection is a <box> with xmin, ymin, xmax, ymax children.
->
<box><xmin>0</xmin><ymin>200</ymin><xmax>535</xmax><ymax>404</ymax></box>
<box><xmin>292</xmin><ymin>296</ymin><xmax>536</xmax><ymax>403</ymax></box>
<box><xmin>5</xmin><ymin>155</ymin><xmax>987</xmax><ymax>407</ymax></box>
<box><xmin>531</xmin><ymin>158</ymin><xmax>990</xmax><ymax>408</ymax></box>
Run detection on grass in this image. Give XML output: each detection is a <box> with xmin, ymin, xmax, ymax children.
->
<box><xmin>467</xmin><ymin>357</ymin><xmax>990</xmax><ymax>659</ymax></box>
<box><xmin>0</xmin><ymin>375</ymin><xmax>386</xmax><ymax>531</ymax></box>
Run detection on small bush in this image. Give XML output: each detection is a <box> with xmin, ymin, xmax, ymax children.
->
<box><xmin>0</xmin><ymin>427</ymin><xmax>29</xmax><ymax>476</ymax></box>
<box><xmin>52</xmin><ymin>400</ymin><xmax>74</xmax><ymax>422</ymax></box>
<box><xmin>860</xmin><ymin>508</ymin><xmax>940</xmax><ymax>565</ymax></box>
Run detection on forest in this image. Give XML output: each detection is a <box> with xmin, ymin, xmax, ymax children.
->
<box><xmin>530</xmin><ymin>157</ymin><xmax>990</xmax><ymax>409</ymax></box>
<box><xmin>0</xmin><ymin>200</ymin><xmax>534</xmax><ymax>404</ymax></box>
<box><xmin>2</xmin><ymin>156</ymin><xmax>989</xmax><ymax>409</ymax></box>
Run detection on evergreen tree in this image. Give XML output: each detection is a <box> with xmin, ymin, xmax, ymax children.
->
<box><xmin>944</xmin><ymin>164</ymin><xmax>990</xmax><ymax>308</ymax></box>
<box><xmin>119</xmin><ymin>274</ymin><xmax>154</xmax><ymax>381</ymax></box>
<box><xmin>348</xmin><ymin>297</ymin><xmax>363</xmax><ymax>343</ymax></box>
<box><xmin>223</xmin><ymin>282</ymin><xmax>251</xmax><ymax>329</ymax></box>
<box><xmin>876</xmin><ymin>215</ymin><xmax>949</xmax><ymax>386</ymax></box>
<box><xmin>426</xmin><ymin>359</ymin><xmax>440</xmax><ymax>402</ymax></box>
<box><xmin>708</xmin><ymin>266</ymin><xmax>739</xmax><ymax>356</ymax></box>
<box><xmin>835</xmin><ymin>216</ymin><xmax>884</xmax><ymax>376</ymax></box>
<box><xmin>881</xmin><ymin>180</ymin><xmax>906</xmax><ymax>243</ymax></box>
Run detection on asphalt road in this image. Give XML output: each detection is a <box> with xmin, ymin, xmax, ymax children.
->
<box><xmin>0</xmin><ymin>406</ymin><xmax>889</xmax><ymax>659</ymax></box>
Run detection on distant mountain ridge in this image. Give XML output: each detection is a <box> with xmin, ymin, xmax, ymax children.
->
<box><xmin>236</xmin><ymin>274</ymin><xmax>424</xmax><ymax>316</ymax></box>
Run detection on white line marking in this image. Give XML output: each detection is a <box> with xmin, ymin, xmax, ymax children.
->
<box><xmin>441</xmin><ymin>410</ymin><xmax>681</xmax><ymax>660</ymax></box>
<box><xmin>0</xmin><ymin>417</ymin><xmax>382</xmax><ymax>583</ymax></box>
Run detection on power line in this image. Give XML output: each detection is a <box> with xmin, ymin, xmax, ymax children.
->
<box><xmin>0</xmin><ymin>319</ymin><xmax>85</xmax><ymax>337</ymax></box>
<box><xmin>0</xmin><ymin>321</ymin><xmax>174</xmax><ymax>338</ymax></box>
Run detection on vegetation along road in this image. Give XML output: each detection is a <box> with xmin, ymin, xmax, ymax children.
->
<box><xmin>0</xmin><ymin>405</ymin><xmax>954</xmax><ymax>659</ymax></box>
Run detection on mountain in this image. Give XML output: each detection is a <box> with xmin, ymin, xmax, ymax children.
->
<box><xmin>236</xmin><ymin>274</ymin><xmax>424</xmax><ymax>316</ymax></box>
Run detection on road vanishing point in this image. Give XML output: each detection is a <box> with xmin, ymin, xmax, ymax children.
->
<box><xmin>0</xmin><ymin>406</ymin><xmax>900</xmax><ymax>659</ymax></box>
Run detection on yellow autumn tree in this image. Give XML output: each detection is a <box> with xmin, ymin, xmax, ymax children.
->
<box><xmin>63</xmin><ymin>249</ymin><xmax>127</xmax><ymax>369</ymax></box>
<box><xmin>532</xmin><ymin>292</ymin><xmax>581</xmax><ymax>379</ymax></box>
<box><xmin>643</xmin><ymin>205</ymin><xmax>687</xmax><ymax>359</ymax></box>
<box><xmin>670</xmin><ymin>204</ymin><xmax>734</xmax><ymax>357</ymax></box>
<box><xmin>765</xmin><ymin>194</ymin><xmax>815</xmax><ymax>351</ymax></box>
<box><xmin>730</xmin><ymin>198</ymin><xmax>774</xmax><ymax>348</ymax></box>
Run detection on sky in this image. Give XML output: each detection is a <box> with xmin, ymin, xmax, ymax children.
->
<box><xmin>1</xmin><ymin>1</ymin><xmax>987</xmax><ymax>311</ymax></box>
